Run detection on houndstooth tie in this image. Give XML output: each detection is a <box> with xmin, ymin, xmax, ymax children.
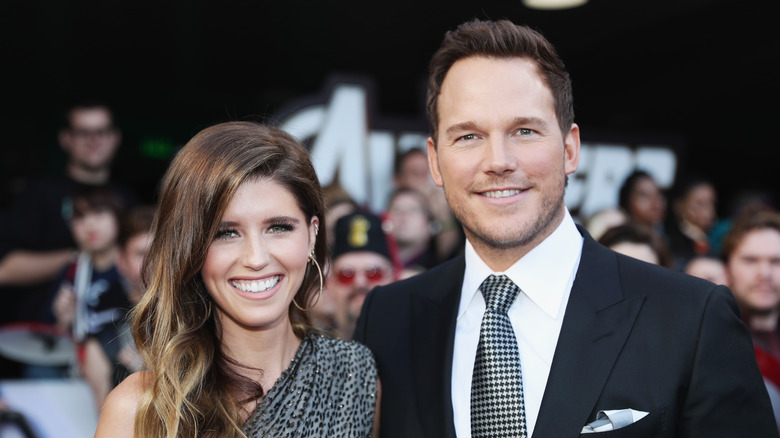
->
<box><xmin>471</xmin><ymin>274</ymin><xmax>527</xmax><ymax>438</ymax></box>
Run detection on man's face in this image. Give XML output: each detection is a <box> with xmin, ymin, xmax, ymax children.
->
<box><xmin>60</xmin><ymin>108</ymin><xmax>120</xmax><ymax>172</ymax></box>
<box><xmin>427</xmin><ymin>57</ymin><xmax>579</xmax><ymax>269</ymax></box>
<box><xmin>328</xmin><ymin>251</ymin><xmax>394</xmax><ymax>324</ymax></box>
<box><xmin>727</xmin><ymin>228</ymin><xmax>780</xmax><ymax>316</ymax></box>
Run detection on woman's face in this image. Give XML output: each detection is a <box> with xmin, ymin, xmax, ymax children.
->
<box><xmin>628</xmin><ymin>177</ymin><xmax>666</xmax><ymax>227</ymax></box>
<box><xmin>681</xmin><ymin>184</ymin><xmax>717</xmax><ymax>231</ymax></box>
<box><xmin>387</xmin><ymin>192</ymin><xmax>432</xmax><ymax>247</ymax></box>
<box><xmin>201</xmin><ymin>178</ymin><xmax>318</xmax><ymax>334</ymax></box>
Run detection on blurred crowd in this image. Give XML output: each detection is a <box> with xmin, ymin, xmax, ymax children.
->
<box><xmin>2</xmin><ymin>99</ymin><xmax>780</xmax><ymax>430</ymax></box>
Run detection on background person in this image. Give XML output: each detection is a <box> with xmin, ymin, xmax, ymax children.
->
<box><xmin>96</xmin><ymin>121</ymin><xmax>377</xmax><ymax>438</ymax></box>
<box><xmin>583</xmin><ymin>206</ymin><xmax>628</xmax><ymax>242</ymax></box>
<box><xmin>597</xmin><ymin>222</ymin><xmax>672</xmax><ymax>268</ymax></box>
<box><xmin>0</xmin><ymin>100</ymin><xmax>135</xmax><ymax>334</ymax></box>
<box><xmin>385</xmin><ymin>188</ymin><xmax>440</xmax><ymax>276</ymax></box>
<box><xmin>617</xmin><ymin>169</ymin><xmax>668</xmax><ymax>236</ymax></box>
<box><xmin>667</xmin><ymin>175</ymin><xmax>719</xmax><ymax>270</ymax></box>
<box><xmin>111</xmin><ymin>205</ymin><xmax>157</xmax><ymax>382</ymax></box>
<box><xmin>47</xmin><ymin>186</ymin><xmax>129</xmax><ymax>407</ymax></box>
<box><xmin>722</xmin><ymin>210</ymin><xmax>780</xmax><ymax>433</ymax></box>
<box><xmin>325</xmin><ymin>211</ymin><xmax>397</xmax><ymax>339</ymax></box>
<box><xmin>394</xmin><ymin>147</ymin><xmax>464</xmax><ymax>261</ymax></box>
<box><xmin>684</xmin><ymin>255</ymin><xmax>728</xmax><ymax>285</ymax></box>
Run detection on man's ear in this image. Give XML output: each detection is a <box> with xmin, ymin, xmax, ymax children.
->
<box><xmin>563</xmin><ymin>123</ymin><xmax>581</xmax><ymax>176</ymax></box>
<box><xmin>427</xmin><ymin>137</ymin><xmax>443</xmax><ymax>188</ymax></box>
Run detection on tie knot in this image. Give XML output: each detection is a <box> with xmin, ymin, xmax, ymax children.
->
<box><xmin>480</xmin><ymin>275</ymin><xmax>520</xmax><ymax>314</ymax></box>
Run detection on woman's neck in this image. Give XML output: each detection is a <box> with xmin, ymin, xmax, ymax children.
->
<box><xmin>220</xmin><ymin>319</ymin><xmax>302</xmax><ymax>390</ymax></box>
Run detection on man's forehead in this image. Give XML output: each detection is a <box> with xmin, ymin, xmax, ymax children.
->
<box><xmin>735</xmin><ymin>228</ymin><xmax>780</xmax><ymax>255</ymax></box>
<box><xmin>436</xmin><ymin>57</ymin><xmax>555</xmax><ymax>130</ymax></box>
<box><xmin>69</xmin><ymin>107</ymin><xmax>113</xmax><ymax>127</ymax></box>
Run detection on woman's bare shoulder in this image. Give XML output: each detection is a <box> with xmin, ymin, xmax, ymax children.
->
<box><xmin>94</xmin><ymin>371</ymin><xmax>150</xmax><ymax>438</ymax></box>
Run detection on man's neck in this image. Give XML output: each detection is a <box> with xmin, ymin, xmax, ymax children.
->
<box><xmin>747</xmin><ymin>310</ymin><xmax>780</xmax><ymax>332</ymax></box>
<box><xmin>67</xmin><ymin>164</ymin><xmax>110</xmax><ymax>185</ymax></box>
<box><xmin>469</xmin><ymin>208</ymin><xmax>566</xmax><ymax>272</ymax></box>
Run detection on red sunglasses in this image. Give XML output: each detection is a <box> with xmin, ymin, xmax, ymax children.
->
<box><xmin>335</xmin><ymin>266</ymin><xmax>387</xmax><ymax>285</ymax></box>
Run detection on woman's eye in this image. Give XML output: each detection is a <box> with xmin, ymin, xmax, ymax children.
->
<box><xmin>215</xmin><ymin>229</ymin><xmax>238</xmax><ymax>239</ymax></box>
<box><xmin>269</xmin><ymin>223</ymin><xmax>294</xmax><ymax>234</ymax></box>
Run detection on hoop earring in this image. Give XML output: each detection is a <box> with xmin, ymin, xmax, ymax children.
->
<box><xmin>293</xmin><ymin>253</ymin><xmax>323</xmax><ymax>312</ymax></box>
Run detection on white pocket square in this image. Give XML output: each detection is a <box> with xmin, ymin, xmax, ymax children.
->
<box><xmin>581</xmin><ymin>408</ymin><xmax>649</xmax><ymax>433</ymax></box>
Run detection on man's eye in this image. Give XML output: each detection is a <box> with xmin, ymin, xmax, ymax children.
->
<box><xmin>518</xmin><ymin>128</ymin><xmax>533</xmax><ymax>136</ymax></box>
<box><xmin>458</xmin><ymin>134</ymin><xmax>477</xmax><ymax>141</ymax></box>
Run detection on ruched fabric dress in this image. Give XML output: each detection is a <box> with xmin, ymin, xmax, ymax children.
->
<box><xmin>242</xmin><ymin>333</ymin><xmax>377</xmax><ymax>437</ymax></box>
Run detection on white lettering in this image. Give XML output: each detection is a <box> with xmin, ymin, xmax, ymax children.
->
<box><xmin>279</xmin><ymin>80</ymin><xmax>678</xmax><ymax>220</ymax></box>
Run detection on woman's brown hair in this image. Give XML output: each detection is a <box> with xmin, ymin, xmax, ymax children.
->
<box><xmin>131</xmin><ymin>121</ymin><xmax>327</xmax><ymax>437</ymax></box>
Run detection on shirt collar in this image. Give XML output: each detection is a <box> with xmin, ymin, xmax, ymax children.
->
<box><xmin>460</xmin><ymin>209</ymin><xmax>583</xmax><ymax>319</ymax></box>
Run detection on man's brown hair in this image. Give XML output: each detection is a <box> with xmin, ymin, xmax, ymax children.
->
<box><xmin>426</xmin><ymin>19</ymin><xmax>574</xmax><ymax>144</ymax></box>
<box><xmin>722</xmin><ymin>210</ymin><xmax>780</xmax><ymax>262</ymax></box>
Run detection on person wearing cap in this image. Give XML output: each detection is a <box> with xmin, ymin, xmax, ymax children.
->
<box><xmin>327</xmin><ymin>211</ymin><xmax>397</xmax><ymax>339</ymax></box>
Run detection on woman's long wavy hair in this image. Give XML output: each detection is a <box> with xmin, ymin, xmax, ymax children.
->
<box><xmin>130</xmin><ymin>121</ymin><xmax>327</xmax><ymax>437</ymax></box>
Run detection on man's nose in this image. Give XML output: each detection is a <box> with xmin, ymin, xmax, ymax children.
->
<box><xmin>484</xmin><ymin>136</ymin><xmax>518</xmax><ymax>175</ymax></box>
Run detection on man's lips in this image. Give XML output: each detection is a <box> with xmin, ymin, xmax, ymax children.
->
<box><xmin>478</xmin><ymin>188</ymin><xmax>527</xmax><ymax>198</ymax></box>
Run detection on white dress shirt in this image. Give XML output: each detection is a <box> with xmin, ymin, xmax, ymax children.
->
<box><xmin>451</xmin><ymin>210</ymin><xmax>583</xmax><ymax>438</ymax></box>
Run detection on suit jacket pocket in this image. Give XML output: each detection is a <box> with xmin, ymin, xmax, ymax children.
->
<box><xmin>578</xmin><ymin>408</ymin><xmax>663</xmax><ymax>438</ymax></box>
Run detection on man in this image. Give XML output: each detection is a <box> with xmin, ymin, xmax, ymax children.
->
<box><xmin>0</xmin><ymin>100</ymin><xmax>133</xmax><ymax>327</ymax></box>
<box><xmin>354</xmin><ymin>19</ymin><xmax>777</xmax><ymax>437</ymax></box>
<box><xmin>326</xmin><ymin>211</ymin><xmax>396</xmax><ymax>339</ymax></box>
<box><xmin>723</xmin><ymin>210</ymin><xmax>780</xmax><ymax>430</ymax></box>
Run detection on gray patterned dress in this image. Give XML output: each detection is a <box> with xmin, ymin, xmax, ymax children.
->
<box><xmin>242</xmin><ymin>333</ymin><xmax>377</xmax><ymax>437</ymax></box>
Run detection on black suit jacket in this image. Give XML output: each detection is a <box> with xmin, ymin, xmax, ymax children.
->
<box><xmin>354</xmin><ymin>227</ymin><xmax>779</xmax><ymax>437</ymax></box>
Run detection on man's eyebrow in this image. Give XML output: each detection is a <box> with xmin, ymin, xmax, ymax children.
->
<box><xmin>509</xmin><ymin>116</ymin><xmax>550</xmax><ymax>129</ymax></box>
<box><xmin>444</xmin><ymin>121</ymin><xmax>479</xmax><ymax>137</ymax></box>
<box><xmin>444</xmin><ymin>117</ymin><xmax>551</xmax><ymax>138</ymax></box>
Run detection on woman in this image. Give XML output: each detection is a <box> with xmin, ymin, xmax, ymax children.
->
<box><xmin>618</xmin><ymin>170</ymin><xmax>667</xmax><ymax>231</ymax></box>
<box><xmin>95</xmin><ymin>122</ymin><xmax>378</xmax><ymax>437</ymax></box>
<box><xmin>667</xmin><ymin>176</ymin><xmax>718</xmax><ymax>269</ymax></box>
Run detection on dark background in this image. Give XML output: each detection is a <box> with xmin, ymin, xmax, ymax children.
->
<box><xmin>1</xmin><ymin>0</ymin><xmax>778</xmax><ymax>213</ymax></box>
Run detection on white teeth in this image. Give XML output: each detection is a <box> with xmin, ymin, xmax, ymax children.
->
<box><xmin>483</xmin><ymin>189</ymin><xmax>521</xmax><ymax>198</ymax></box>
<box><xmin>232</xmin><ymin>276</ymin><xmax>280</xmax><ymax>293</ymax></box>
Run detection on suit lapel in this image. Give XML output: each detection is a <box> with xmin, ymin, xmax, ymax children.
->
<box><xmin>533</xmin><ymin>230</ymin><xmax>645</xmax><ymax>438</ymax></box>
<box><xmin>410</xmin><ymin>256</ymin><xmax>464</xmax><ymax>438</ymax></box>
